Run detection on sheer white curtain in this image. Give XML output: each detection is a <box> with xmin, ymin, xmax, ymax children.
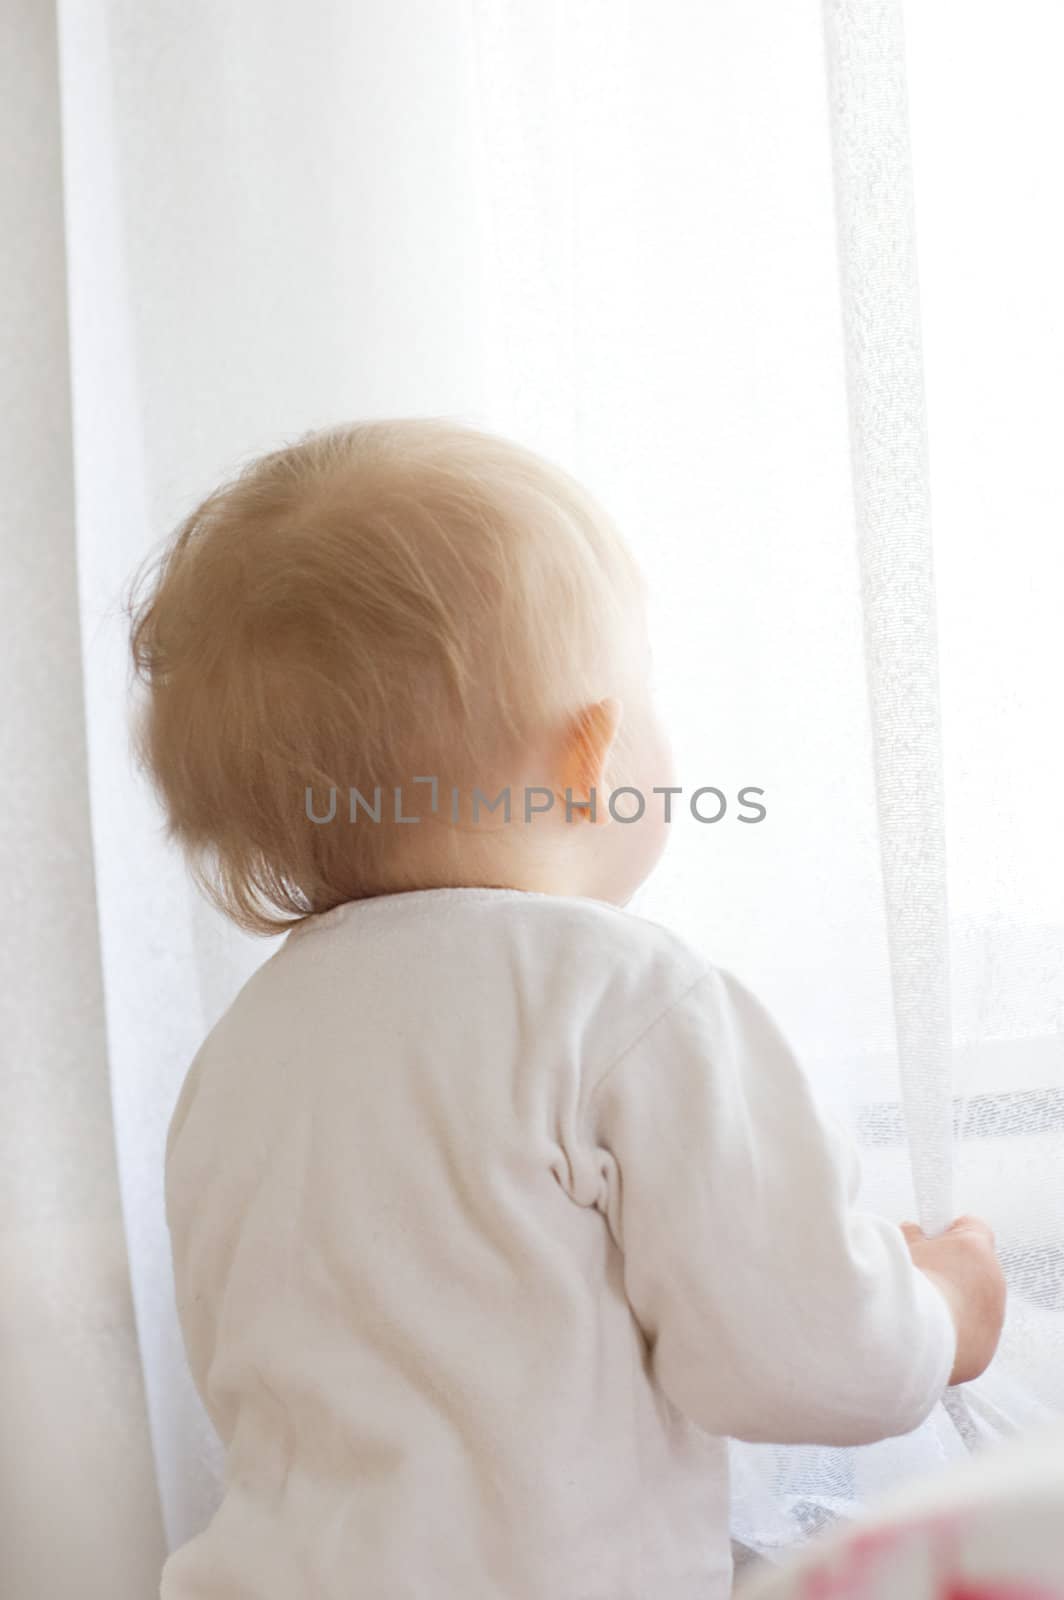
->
<box><xmin>2</xmin><ymin>1</ymin><xmax>1061</xmax><ymax>1594</ymax></box>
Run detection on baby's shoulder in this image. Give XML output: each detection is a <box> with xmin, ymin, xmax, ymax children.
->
<box><xmin>490</xmin><ymin>892</ymin><xmax>716</xmax><ymax>1058</ymax></box>
<box><xmin>509</xmin><ymin>890</ymin><xmax>707</xmax><ymax>973</ymax></box>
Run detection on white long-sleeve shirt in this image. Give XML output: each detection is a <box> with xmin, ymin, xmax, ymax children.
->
<box><xmin>161</xmin><ymin>887</ymin><xmax>956</xmax><ymax>1600</ymax></box>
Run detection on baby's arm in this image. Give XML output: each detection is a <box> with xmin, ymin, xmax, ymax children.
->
<box><xmin>584</xmin><ymin>967</ymin><xmax>1004</xmax><ymax>1447</ymax></box>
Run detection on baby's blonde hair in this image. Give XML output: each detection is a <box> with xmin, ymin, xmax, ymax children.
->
<box><xmin>128</xmin><ymin>417</ymin><xmax>643</xmax><ymax>934</ymax></box>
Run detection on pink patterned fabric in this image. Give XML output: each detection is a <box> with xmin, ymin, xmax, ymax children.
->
<box><xmin>796</xmin><ymin>1511</ymin><xmax>1063</xmax><ymax>1600</ymax></box>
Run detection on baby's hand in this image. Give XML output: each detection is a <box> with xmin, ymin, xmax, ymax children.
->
<box><xmin>900</xmin><ymin>1215</ymin><xmax>1007</xmax><ymax>1386</ymax></box>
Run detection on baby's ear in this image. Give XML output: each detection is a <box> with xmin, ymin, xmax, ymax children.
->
<box><xmin>556</xmin><ymin>697</ymin><xmax>622</xmax><ymax>822</ymax></box>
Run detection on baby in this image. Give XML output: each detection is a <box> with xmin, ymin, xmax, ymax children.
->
<box><xmin>131</xmin><ymin>418</ymin><xmax>1006</xmax><ymax>1600</ymax></box>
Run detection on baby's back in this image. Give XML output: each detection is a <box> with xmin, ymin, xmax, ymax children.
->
<box><xmin>160</xmin><ymin>887</ymin><xmax>730</xmax><ymax>1600</ymax></box>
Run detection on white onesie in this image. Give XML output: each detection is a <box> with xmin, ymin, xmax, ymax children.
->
<box><xmin>161</xmin><ymin>887</ymin><xmax>956</xmax><ymax>1599</ymax></box>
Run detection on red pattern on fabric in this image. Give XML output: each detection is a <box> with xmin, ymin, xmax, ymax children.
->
<box><xmin>796</xmin><ymin>1509</ymin><xmax>1064</xmax><ymax>1600</ymax></box>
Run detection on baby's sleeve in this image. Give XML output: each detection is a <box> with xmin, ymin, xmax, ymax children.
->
<box><xmin>584</xmin><ymin>965</ymin><xmax>957</xmax><ymax>1447</ymax></box>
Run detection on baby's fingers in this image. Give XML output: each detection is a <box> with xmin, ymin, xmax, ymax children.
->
<box><xmin>899</xmin><ymin>1215</ymin><xmax>997</xmax><ymax>1250</ymax></box>
<box><xmin>944</xmin><ymin>1214</ymin><xmax>997</xmax><ymax>1249</ymax></box>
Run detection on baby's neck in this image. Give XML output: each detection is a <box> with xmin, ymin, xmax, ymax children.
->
<box><xmin>379</xmin><ymin>815</ymin><xmax>596</xmax><ymax>904</ymax></box>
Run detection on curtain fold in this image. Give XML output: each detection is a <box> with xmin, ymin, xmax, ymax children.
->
<box><xmin>2</xmin><ymin>2</ymin><xmax>1060</xmax><ymax>1592</ymax></box>
<box><xmin>822</xmin><ymin>0</ymin><xmax>954</xmax><ymax>1239</ymax></box>
<box><xmin>0</xmin><ymin>3</ymin><xmax>165</xmax><ymax>1595</ymax></box>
